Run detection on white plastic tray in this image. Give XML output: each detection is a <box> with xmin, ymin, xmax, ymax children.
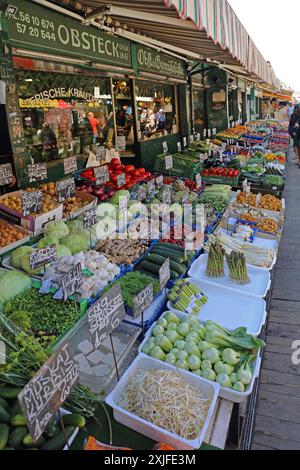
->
<box><xmin>188</xmin><ymin>254</ymin><xmax>271</xmax><ymax>298</ymax></box>
<box><xmin>167</xmin><ymin>279</ymin><xmax>267</xmax><ymax>336</ymax></box>
<box><xmin>106</xmin><ymin>354</ymin><xmax>220</xmax><ymax>449</ymax></box>
<box><xmin>138</xmin><ymin>311</ymin><xmax>262</xmax><ymax>403</ymax></box>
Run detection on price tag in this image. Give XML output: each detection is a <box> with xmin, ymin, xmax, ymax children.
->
<box><xmin>183</xmin><ymin>137</ymin><xmax>187</xmax><ymax>148</ymax></box>
<box><xmin>61</xmin><ymin>263</ymin><xmax>83</xmax><ymax>301</ymax></box>
<box><xmin>18</xmin><ymin>343</ymin><xmax>78</xmax><ymax>441</ymax></box>
<box><xmin>190</xmin><ymin>135</ymin><xmax>194</xmax><ymax>144</ymax></box>
<box><xmin>96</xmin><ymin>145</ymin><xmax>106</xmax><ymax>162</ymax></box>
<box><xmin>87</xmin><ymin>283</ymin><xmax>125</xmax><ymax>348</ymax></box>
<box><xmin>256</xmin><ymin>193</ymin><xmax>262</xmax><ymax>206</ymax></box>
<box><xmin>0</xmin><ymin>163</ymin><xmax>13</xmax><ymax>186</ymax></box>
<box><xmin>208</xmin><ymin>129</ymin><xmax>211</xmax><ymax>138</ymax></box>
<box><xmin>63</xmin><ymin>156</ymin><xmax>77</xmax><ymax>175</ymax></box>
<box><xmin>242</xmin><ymin>179</ymin><xmax>248</xmax><ymax>193</ymax></box>
<box><xmin>117</xmin><ymin>173</ymin><xmax>126</xmax><ymax>188</ymax></box>
<box><xmin>137</xmin><ymin>186</ymin><xmax>147</xmax><ymax>201</ymax></box>
<box><xmin>147</xmin><ymin>179</ymin><xmax>155</xmax><ymax>192</ymax></box>
<box><xmin>162</xmin><ymin>141</ymin><xmax>169</xmax><ymax>154</ymax></box>
<box><xmin>133</xmin><ymin>283</ymin><xmax>153</xmax><ymax>318</ymax></box>
<box><xmin>213</xmin><ymin>128</ymin><xmax>217</xmax><ymax>136</ymax></box>
<box><xmin>162</xmin><ymin>187</ymin><xmax>171</xmax><ymax>205</ymax></box>
<box><xmin>56</xmin><ymin>177</ymin><xmax>76</xmax><ymax>202</ymax></box>
<box><xmin>28</xmin><ymin>244</ymin><xmax>57</xmax><ymax>271</ymax></box>
<box><xmin>21</xmin><ymin>190</ymin><xmax>43</xmax><ymax>216</ymax></box>
<box><xmin>94</xmin><ymin>165</ymin><xmax>110</xmax><ymax>185</ymax></box>
<box><xmin>165</xmin><ymin>154</ymin><xmax>173</xmax><ymax>171</ymax></box>
<box><xmin>177</xmin><ymin>141</ymin><xmax>182</xmax><ymax>152</ymax></box>
<box><xmin>115</xmin><ymin>136</ymin><xmax>126</xmax><ymax>151</ymax></box>
<box><xmin>203</xmin><ymin>129</ymin><xmax>207</xmax><ymax>138</ymax></box>
<box><xmin>197</xmin><ymin>133</ymin><xmax>201</xmax><ymax>141</ymax></box>
<box><xmin>83</xmin><ymin>208</ymin><xmax>97</xmax><ymax>228</ymax></box>
<box><xmin>196</xmin><ymin>173</ymin><xmax>202</xmax><ymax>189</ymax></box>
<box><xmin>159</xmin><ymin>258</ymin><xmax>170</xmax><ymax>289</ymax></box>
<box><xmin>156</xmin><ymin>175</ymin><xmax>164</xmax><ymax>189</ymax></box>
<box><xmin>28</xmin><ymin>163</ymin><xmax>47</xmax><ymax>183</ymax></box>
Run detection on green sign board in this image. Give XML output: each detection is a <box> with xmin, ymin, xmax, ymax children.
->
<box><xmin>4</xmin><ymin>0</ymin><xmax>132</xmax><ymax>67</ymax></box>
<box><xmin>136</xmin><ymin>45</ymin><xmax>186</xmax><ymax>80</ymax></box>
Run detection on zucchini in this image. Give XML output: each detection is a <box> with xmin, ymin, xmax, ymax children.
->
<box><xmin>156</xmin><ymin>242</ymin><xmax>185</xmax><ymax>253</ymax></box>
<box><xmin>45</xmin><ymin>418</ymin><xmax>57</xmax><ymax>438</ymax></box>
<box><xmin>40</xmin><ymin>426</ymin><xmax>75</xmax><ymax>450</ymax></box>
<box><xmin>138</xmin><ymin>261</ymin><xmax>161</xmax><ymax>275</ymax></box>
<box><xmin>0</xmin><ymin>387</ymin><xmax>22</xmax><ymax>400</ymax></box>
<box><xmin>10</xmin><ymin>400</ymin><xmax>22</xmax><ymax>417</ymax></box>
<box><xmin>61</xmin><ymin>413</ymin><xmax>86</xmax><ymax>429</ymax></box>
<box><xmin>151</xmin><ymin>247</ymin><xmax>186</xmax><ymax>264</ymax></box>
<box><xmin>0</xmin><ymin>404</ymin><xmax>10</xmax><ymax>424</ymax></box>
<box><xmin>0</xmin><ymin>397</ymin><xmax>8</xmax><ymax>410</ymax></box>
<box><xmin>0</xmin><ymin>423</ymin><xmax>9</xmax><ymax>450</ymax></box>
<box><xmin>23</xmin><ymin>433</ymin><xmax>45</xmax><ymax>448</ymax></box>
<box><xmin>8</xmin><ymin>426</ymin><xmax>28</xmax><ymax>448</ymax></box>
<box><xmin>11</xmin><ymin>414</ymin><xmax>27</xmax><ymax>427</ymax></box>
<box><xmin>134</xmin><ymin>267</ymin><xmax>158</xmax><ymax>278</ymax></box>
<box><xmin>146</xmin><ymin>255</ymin><xmax>186</xmax><ymax>275</ymax></box>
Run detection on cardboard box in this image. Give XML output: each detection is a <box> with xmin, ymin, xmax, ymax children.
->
<box><xmin>0</xmin><ymin>223</ymin><xmax>32</xmax><ymax>256</ymax></box>
<box><xmin>65</xmin><ymin>191</ymin><xmax>97</xmax><ymax>220</ymax></box>
<box><xmin>0</xmin><ymin>190</ymin><xmax>63</xmax><ymax>235</ymax></box>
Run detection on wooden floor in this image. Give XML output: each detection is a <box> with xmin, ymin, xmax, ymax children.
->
<box><xmin>251</xmin><ymin>149</ymin><xmax>300</xmax><ymax>450</ymax></box>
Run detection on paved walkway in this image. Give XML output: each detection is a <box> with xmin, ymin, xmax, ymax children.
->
<box><xmin>251</xmin><ymin>149</ymin><xmax>300</xmax><ymax>450</ymax></box>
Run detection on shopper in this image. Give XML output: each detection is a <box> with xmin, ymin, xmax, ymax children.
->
<box><xmin>287</xmin><ymin>102</ymin><xmax>294</xmax><ymax>120</ymax></box>
<box><xmin>289</xmin><ymin>105</ymin><xmax>300</xmax><ymax>166</ymax></box>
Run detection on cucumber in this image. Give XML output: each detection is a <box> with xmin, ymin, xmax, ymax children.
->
<box><xmin>0</xmin><ymin>404</ymin><xmax>10</xmax><ymax>424</ymax></box>
<box><xmin>138</xmin><ymin>261</ymin><xmax>161</xmax><ymax>275</ymax></box>
<box><xmin>0</xmin><ymin>423</ymin><xmax>9</xmax><ymax>450</ymax></box>
<box><xmin>10</xmin><ymin>400</ymin><xmax>22</xmax><ymax>417</ymax></box>
<box><xmin>8</xmin><ymin>426</ymin><xmax>28</xmax><ymax>448</ymax></box>
<box><xmin>135</xmin><ymin>267</ymin><xmax>158</xmax><ymax>278</ymax></box>
<box><xmin>146</xmin><ymin>255</ymin><xmax>186</xmax><ymax>275</ymax></box>
<box><xmin>61</xmin><ymin>413</ymin><xmax>86</xmax><ymax>429</ymax></box>
<box><xmin>0</xmin><ymin>387</ymin><xmax>22</xmax><ymax>400</ymax></box>
<box><xmin>151</xmin><ymin>247</ymin><xmax>186</xmax><ymax>264</ymax></box>
<box><xmin>40</xmin><ymin>426</ymin><xmax>75</xmax><ymax>450</ymax></box>
<box><xmin>23</xmin><ymin>433</ymin><xmax>45</xmax><ymax>448</ymax></box>
<box><xmin>0</xmin><ymin>397</ymin><xmax>8</xmax><ymax>410</ymax></box>
<box><xmin>156</xmin><ymin>242</ymin><xmax>185</xmax><ymax>253</ymax></box>
<box><xmin>11</xmin><ymin>414</ymin><xmax>27</xmax><ymax>427</ymax></box>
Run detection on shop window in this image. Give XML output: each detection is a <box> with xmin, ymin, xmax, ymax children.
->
<box><xmin>16</xmin><ymin>70</ymin><xmax>113</xmax><ymax>163</ymax></box>
<box><xmin>136</xmin><ymin>80</ymin><xmax>178</xmax><ymax>141</ymax></box>
<box><xmin>193</xmin><ymin>89</ymin><xmax>205</xmax><ymax>133</ymax></box>
<box><xmin>113</xmin><ymin>78</ymin><xmax>136</xmax><ymax>157</ymax></box>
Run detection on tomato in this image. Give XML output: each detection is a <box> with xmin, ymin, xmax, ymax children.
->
<box><xmin>111</xmin><ymin>158</ymin><xmax>120</xmax><ymax>165</ymax></box>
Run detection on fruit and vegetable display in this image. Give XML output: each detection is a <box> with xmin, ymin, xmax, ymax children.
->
<box><xmin>167</xmin><ymin>280</ymin><xmax>208</xmax><ymax>315</ymax></box>
<box><xmin>200</xmin><ymin>185</ymin><xmax>231</xmax><ymax>213</ymax></box>
<box><xmin>0</xmin><ymin>189</ymin><xmax>58</xmax><ymax>215</ymax></box>
<box><xmin>118</xmin><ymin>368</ymin><xmax>211</xmax><ymax>440</ymax></box>
<box><xmin>226</xmin><ymin>251</ymin><xmax>250</xmax><ymax>285</ymax></box>
<box><xmin>239</xmin><ymin>213</ymin><xmax>279</xmax><ymax>234</ymax></box>
<box><xmin>236</xmin><ymin>192</ymin><xmax>282</xmax><ymax>212</ymax></box>
<box><xmin>0</xmin><ymin>221</ymin><xmax>27</xmax><ymax>249</ymax></box>
<box><xmin>142</xmin><ymin>314</ymin><xmax>264</xmax><ymax>392</ymax></box>
<box><xmin>205</xmin><ymin>242</ymin><xmax>225</xmax><ymax>278</ymax></box>
<box><xmin>202</xmin><ymin>167</ymin><xmax>239</xmax><ymax>179</ymax></box>
<box><xmin>95</xmin><ymin>239</ymin><xmax>150</xmax><ymax>266</ymax></box>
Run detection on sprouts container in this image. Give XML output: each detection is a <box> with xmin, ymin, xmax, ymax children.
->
<box><xmin>106</xmin><ymin>354</ymin><xmax>220</xmax><ymax>449</ymax></box>
<box><xmin>138</xmin><ymin>310</ymin><xmax>262</xmax><ymax>403</ymax></box>
<box><xmin>188</xmin><ymin>254</ymin><xmax>271</xmax><ymax>298</ymax></box>
<box><xmin>167</xmin><ymin>279</ymin><xmax>267</xmax><ymax>336</ymax></box>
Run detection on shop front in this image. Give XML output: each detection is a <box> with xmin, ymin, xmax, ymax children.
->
<box><xmin>0</xmin><ymin>0</ymin><xmax>189</xmax><ymax>185</ymax></box>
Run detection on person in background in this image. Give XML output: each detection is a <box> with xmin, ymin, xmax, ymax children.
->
<box><xmin>287</xmin><ymin>102</ymin><xmax>294</xmax><ymax>120</ymax></box>
<box><xmin>288</xmin><ymin>105</ymin><xmax>300</xmax><ymax>167</ymax></box>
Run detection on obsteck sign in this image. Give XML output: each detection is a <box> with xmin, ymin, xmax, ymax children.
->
<box><xmin>29</xmin><ymin>244</ymin><xmax>57</xmax><ymax>270</ymax></box>
<box><xmin>87</xmin><ymin>283</ymin><xmax>125</xmax><ymax>348</ymax></box>
<box><xmin>133</xmin><ymin>283</ymin><xmax>153</xmax><ymax>319</ymax></box>
<box><xmin>61</xmin><ymin>263</ymin><xmax>83</xmax><ymax>301</ymax></box>
<box><xmin>56</xmin><ymin>177</ymin><xmax>76</xmax><ymax>202</ymax></box>
<box><xmin>21</xmin><ymin>190</ymin><xmax>43</xmax><ymax>216</ymax></box>
<box><xmin>0</xmin><ymin>163</ymin><xmax>14</xmax><ymax>186</ymax></box>
<box><xmin>5</xmin><ymin>0</ymin><xmax>131</xmax><ymax>67</ymax></box>
<box><xmin>18</xmin><ymin>342</ymin><xmax>79</xmax><ymax>441</ymax></box>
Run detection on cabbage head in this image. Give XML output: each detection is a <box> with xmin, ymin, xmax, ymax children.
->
<box><xmin>110</xmin><ymin>190</ymin><xmax>130</xmax><ymax>205</ymax></box>
<box><xmin>11</xmin><ymin>246</ymin><xmax>32</xmax><ymax>269</ymax></box>
<box><xmin>0</xmin><ymin>271</ymin><xmax>32</xmax><ymax>301</ymax></box>
<box><xmin>45</xmin><ymin>220</ymin><xmax>70</xmax><ymax>240</ymax></box>
<box><xmin>56</xmin><ymin>245</ymin><xmax>72</xmax><ymax>258</ymax></box>
<box><xmin>37</xmin><ymin>236</ymin><xmax>59</xmax><ymax>249</ymax></box>
<box><xmin>61</xmin><ymin>233</ymin><xmax>88</xmax><ymax>255</ymax></box>
<box><xmin>21</xmin><ymin>251</ymin><xmax>43</xmax><ymax>275</ymax></box>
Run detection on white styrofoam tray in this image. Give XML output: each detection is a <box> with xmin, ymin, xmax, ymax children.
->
<box><xmin>188</xmin><ymin>254</ymin><xmax>271</xmax><ymax>298</ymax></box>
<box><xmin>167</xmin><ymin>279</ymin><xmax>267</xmax><ymax>336</ymax></box>
<box><xmin>138</xmin><ymin>310</ymin><xmax>262</xmax><ymax>403</ymax></box>
<box><xmin>106</xmin><ymin>354</ymin><xmax>220</xmax><ymax>450</ymax></box>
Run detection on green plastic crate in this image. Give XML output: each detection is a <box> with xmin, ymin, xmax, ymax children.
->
<box><xmin>201</xmin><ymin>175</ymin><xmax>240</xmax><ymax>186</ymax></box>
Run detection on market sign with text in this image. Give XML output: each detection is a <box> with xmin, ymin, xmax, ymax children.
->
<box><xmin>5</xmin><ymin>0</ymin><xmax>132</xmax><ymax>67</ymax></box>
<box><xmin>136</xmin><ymin>46</ymin><xmax>186</xmax><ymax>79</ymax></box>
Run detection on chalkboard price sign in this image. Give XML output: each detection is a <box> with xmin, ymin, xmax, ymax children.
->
<box><xmin>165</xmin><ymin>155</ymin><xmax>173</xmax><ymax>171</ymax></box>
<box><xmin>159</xmin><ymin>258</ymin><xmax>170</xmax><ymax>289</ymax></box>
<box><xmin>21</xmin><ymin>190</ymin><xmax>43</xmax><ymax>216</ymax></box>
<box><xmin>56</xmin><ymin>177</ymin><xmax>76</xmax><ymax>202</ymax></box>
<box><xmin>29</xmin><ymin>244</ymin><xmax>57</xmax><ymax>271</ymax></box>
<box><xmin>133</xmin><ymin>283</ymin><xmax>153</xmax><ymax>319</ymax></box>
<box><xmin>156</xmin><ymin>175</ymin><xmax>163</xmax><ymax>189</ymax></box>
<box><xmin>83</xmin><ymin>208</ymin><xmax>97</xmax><ymax>228</ymax></box>
<box><xmin>18</xmin><ymin>342</ymin><xmax>79</xmax><ymax>441</ymax></box>
<box><xmin>162</xmin><ymin>188</ymin><xmax>171</xmax><ymax>205</ymax></box>
<box><xmin>28</xmin><ymin>163</ymin><xmax>48</xmax><ymax>183</ymax></box>
<box><xmin>96</xmin><ymin>145</ymin><xmax>106</xmax><ymax>162</ymax></box>
<box><xmin>0</xmin><ymin>163</ymin><xmax>14</xmax><ymax>186</ymax></box>
<box><xmin>61</xmin><ymin>263</ymin><xmax>83</xmax><ymax>301</ymax></box>
<box><xmin>63</xmin><ymin>157</ymin><xmax>77</xmax><ymax>175</ymax></box>
<box><xmin>87</xmin><ymin>283</ymin><xmax>125</xmax><ymax>348</ymax></box>
<box><xmin>94</xmin><ymin>165</ymin><xmax>110</xmax><ymax>185</ymax></box>
<box><xmin>115</xmin><ymin>136</ymin><xmax>126</xmax><ymax>151</ymax></box>
<box><xmin>117</xmin><ymin>173</ymin><xmax>126</xmax><ymax>188</ymax></box>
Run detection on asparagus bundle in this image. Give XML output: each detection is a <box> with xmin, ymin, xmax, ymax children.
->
<box><xmin>226</xmin><ymin>251</ymin><xmax>250</xmax><ymax>285</ymax></box>
<box><xmin>206</xmin><ymin>241</ymin><xmax>225</xmax><ymax>278</ymax></box>
<box><xmin>168</xmin><ymin>280</ymin><xmax>208</xmax><ymax>315</ymax></box>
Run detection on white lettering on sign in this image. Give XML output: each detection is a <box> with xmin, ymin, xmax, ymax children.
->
<box><xmin>21</xmin><ymin>190</ymin><xmax>43</xmax><ymax>216</ymax></box>
<box><xmin>162</xmin><ymin>141</ymin><xmax>168</xmax><ymax>154</ymax></box>
<box><xmin>61</xmin><ymin>263</ymin><xmax>83</xmax><ymax>301</ymax></box>
<box><xmin>165</xmin><ymin>155</ymin><xmax>173</xmax><ymax>171</ymax></box>
<box><xmin>56</xmin><ymin>177</ymin><xmax>76</xmax><ymax>202</ymax></box>
<box><xmin>159</xmin><ymin>258</ymin><xmax>170</xmax><ymax>289</ymax></box>
<box><xmin>29</xmin><ymin>245</ymin><xmax>57</xmax><ymax>270</ymax></box>
<box><xmin>133</xmin><ymin>283</ymin><xmax>154</xmax><ymax>318</ymax></box>
<box><xmin>28</xmin><ymin>163</ymin><xmax>47</xmax><ymax>183</ymax></box>
<box><xmin>63</xmin><ymin>156</ymin><xmax>77</xmax><ymax>175</ymax></box>
<box><xmin>137</xmin><ymin>48</ymin><xmax>185</xmax><ymax>78</ymax></box>
<box><xmin>94</xmin><ymin>165</ymin><xmax>109</xmax><ymax>185</ymax></box>
<box><xmin>0</xmin><ymin>163</ymin><xmax>14</xmax><ymax>186</ymax></box>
